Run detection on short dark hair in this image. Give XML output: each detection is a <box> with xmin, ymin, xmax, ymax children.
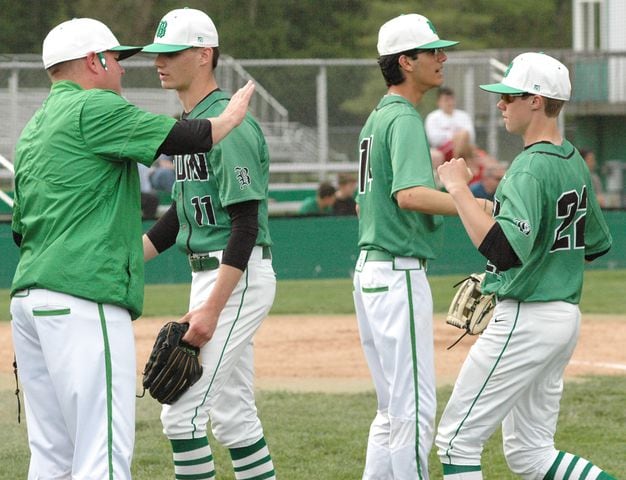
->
<box><xmin>212</xmin><ymin>46</ymin><xmax>220</xmax><ymax>69</ymax></box>
<box><xmin>544</xmin><ymin>97</ymin><xmax>565</xmax><ymax>117</ymax></box>
<box><xmin>438</xmin><ymin>86</ymin><xmax>455</xmax><ymax>98</ymax></box>
<box><xmin>378</xmin><ymin>48</ymin><xmax>419</xmax><ymax>87</ymax></box>
<box><xmin>317</xmin><ymin>181</ymin><xmax>336</xmax><ymax>199</ymax></box>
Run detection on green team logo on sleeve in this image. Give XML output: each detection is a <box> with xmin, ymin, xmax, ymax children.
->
<box><xmin>156</xmin><ymin>20</ymin><xmax>167</xmax><ymax>38</ymax></box>
<box><xmin>514</xmin><ymin>218</ymin><xmax>531</xmax><ymax>235</ymax></box>
<box><xmin>235</xmin><ymin>166</ymin><xmax>251</xmax><ymax>189</ymax></box>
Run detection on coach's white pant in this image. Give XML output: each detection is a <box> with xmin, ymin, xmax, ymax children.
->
<box><xmin>162</xmin><ymin>248</ymin><xmax>276</xmax><ymax>448</ymax></box>
<box><xmin>11</xmin><ymin>289</ymin><xmax>136</xmax><ymax>480</ymax></box>
<box><xmin>353</xmin><ymin>257</ymin><xmax>435</xmax><ymax>480</ymax></box>
<box><xmin>436</xmin><ymin>300</ymin><xmax>580</xmax><ymax>479</ymax></box>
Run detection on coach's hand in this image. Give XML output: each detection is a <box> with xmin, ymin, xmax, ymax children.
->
<box><xmin>211</xmin><ymin>80</ymin><xmax>255</xmax><ymax>145</ymax></box>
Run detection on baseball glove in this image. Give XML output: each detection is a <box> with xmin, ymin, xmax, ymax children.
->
<box><xmin>142</xmin><ymin>322</ymin><xmax>203</xmax><ymax>405</ymax></box>
<box><xmin>446</xmin><ymin>273</ymin><xmax>496</xmax><ymax>348</ymax></box>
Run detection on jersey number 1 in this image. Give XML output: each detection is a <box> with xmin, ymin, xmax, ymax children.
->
<box><xmin>191</xmin><ymin>195</ymin><xmax>216</xmax><ymax>226</ymax></box>
<box><xmin>358</xmin><ymin>136</ymin><xmax>373</xmax><ymax>194</ymax></box>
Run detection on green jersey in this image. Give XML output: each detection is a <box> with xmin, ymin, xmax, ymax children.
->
<box><xmin>482</xmin><ymin>140</ymin><xmax>612</xmax><ymax>303</ymax></box>
<box><xmin>356</xmin><ymin>95</ymin><xmax>443</xmax><ymax>259</ymax></box>
<box><xmin>11</xmin><ymin>81</ymin><xmax>176</xmax><ymax>318</ymax></box>
<box><xmin>173</xmin><ymin>90</ymin><xmax>271</xmax><ymax>253</ymax></box>
<box><xmin>298</xmin><ymin>196</ymin><xmax>331</xmax><ymax>215</ymax></box>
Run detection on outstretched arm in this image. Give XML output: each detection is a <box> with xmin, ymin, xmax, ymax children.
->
<box><xmin>158</xmin><ymin>81</ymin><xmax>256</xmax><ymax>156</ymax></box>
<box><xmin>210</xmin><ymin>80</ymin><xmax>255</xmax><ymax>144</ymax></box>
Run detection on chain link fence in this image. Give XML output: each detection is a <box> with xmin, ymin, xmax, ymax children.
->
<box><xmin>1</xmin><ymin>50</ymin><xmax>625</xmax><ymax>206</ymax></box>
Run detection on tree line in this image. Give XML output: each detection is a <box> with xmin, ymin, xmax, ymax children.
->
<box><xmin>1</xmin><ymin>0</ymin><xmax>572</xmax><ymax>58</ymax></box>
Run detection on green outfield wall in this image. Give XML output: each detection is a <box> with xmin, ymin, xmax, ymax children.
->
<box><xmin>1</xmin><ymin>212</ymin><xmax>624</xmax><ymax>289</ymax></box>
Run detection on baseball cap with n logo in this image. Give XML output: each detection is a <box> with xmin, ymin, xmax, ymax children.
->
<box><xmin>142</xmin><ymin>8</ymin><xmax>219</xmax><ymax>53</ymax></box>
<box><xmin>480</xmin><ymin>52</ymin><xmax>571</xmax><ymax>101</ymax></box>
<box><xmin>377</xmin><ymin>14</ymin><xmax>458</xmax><ymax>56</ymax></box>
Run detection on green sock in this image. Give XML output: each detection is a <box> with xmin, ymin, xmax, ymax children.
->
<box><xmin>230</xmin><ymin>436</ymin><xmax>276</xmax><ymax>480</ymax></box>
<box><xmin>171</xmin><ymin>437</ymin><xmax>216</xmax><ymax>479</ymax></box>
<box><xmin>543</xmin><ymin>451</ymin><xmax>616</xmax><ymax>480</ymax></box>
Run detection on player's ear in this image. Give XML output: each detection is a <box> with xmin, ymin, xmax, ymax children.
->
<box><xmin>199</xmin><ymin>47</ymin><xmax>214</xmax><ymax>67</ymax></box>
<box><xmin>85</xmin><ymin>52</ymin><xmax>102</xmax><ymax>74</ymax></box>
<box><xmin>398</xmin><ymin>54</ymin><xmax>414</xmax><ymax>72</ymax></box>
<box><xmin>529</xmin><ymin>94</ymin><xmax>543</xmax><ymax>112</ymax></box>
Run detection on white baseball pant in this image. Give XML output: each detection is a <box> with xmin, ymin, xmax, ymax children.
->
<box><xmin>436</xmin><ymin>300</ymin><xmax>580</xmax><ymax>479</ymax></box>
<box><xmin>11</xmin><ymin>288</ymin><xmax>136</xmax><ymax>480</ymax></box>
<box><xmin>162</xmin><ymin>246</ymin><xmax>276</xmax><ymax>448</ymax></box>
<box><xmin>353</xmin><ymin>251</ymin><xmax>436</xmax><ymax>480</ymax></box>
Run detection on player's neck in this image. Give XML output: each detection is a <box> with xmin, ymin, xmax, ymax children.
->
<box><xmin>387</xmin><ymin>84</ymin><xmax>423</xmax><ymax>106</ymax></box>
<box><xmin>522</xmin><ymin>117</ymin><xmax>563</xmax><ymax>147</ymax></box>
<box><xmin>177</xmin><ymin>76</ymin><xmax>219</xmax><ymax>114</ymax></box>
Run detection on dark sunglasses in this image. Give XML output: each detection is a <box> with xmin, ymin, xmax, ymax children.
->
<box><xmin>500</xmin><ymin>93</ymin><xmax>532</xmax><ymax>104</ymax></box>
<box><xmin>416</xmin><ymin>47</ymin><xmax>447</xmax><ymax>56</ymax></box>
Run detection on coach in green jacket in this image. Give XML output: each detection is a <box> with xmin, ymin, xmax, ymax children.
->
<box><xmin>10</xmin><ymin>17</ymin><xmax>254</xmax><ymax>479</ymax></box>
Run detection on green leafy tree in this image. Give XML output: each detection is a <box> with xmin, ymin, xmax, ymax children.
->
<box><xmin>1</xmin><ymin>0</ymin><xmax>573</xmax><ymax>56</ymax></box>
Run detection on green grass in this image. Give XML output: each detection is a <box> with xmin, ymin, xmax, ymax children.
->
<box><xmin>1</xmin><ymin>376</ymin><xmax>623</xmax><ymax>479</ymax></box>
<box><xmin>3</xmin><ymin>269</ymin><xmax>622</xmax><ymax>321</ymax></box>
<box><xmin>1</xmin><ymin>270</ymin><xmax>624</xmax><ymax>478</ymax></box>
<box><xmin>150</xmin><ymin>268</ymin><xmax>626</xmax><ymax>316</ymax></box>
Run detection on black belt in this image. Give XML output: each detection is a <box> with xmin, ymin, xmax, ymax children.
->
<box><xmin>189</xmin><ymin>246</ymin><xmax>271</xmax><ymax>272</ymax></box>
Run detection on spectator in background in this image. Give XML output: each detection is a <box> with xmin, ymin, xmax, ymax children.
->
<box><xmin>299</xmin><ymin>181</ymin><xmax>336</xmax><ymax>215</ymax></box>
<box><xmin>580</xmin><ymin>148</ymin><xmax>606</xmax><ymax>208</ymax></box>
<box><xmin>138</xmin><ymin>162</ymin><xmax>159</xmax><ymax>219</ymax></box>
<box><xmin>470</xmin><ymin>162</ymin><xmax>507</xmax><ymax>201</ymax></box>
<box><xmin>333</xmin><ymin>173</ymin><xmax>357</xmax><ymax>215</ymax></box>
<box><xmin>150</xmin><ymin>153</ymin><xmax>176</xmax><ymax>192</ymax></box>
<box><xmin>426</xmin><ymin>86</ymin><xmax>475</xmax><ymax>169</ymax></box>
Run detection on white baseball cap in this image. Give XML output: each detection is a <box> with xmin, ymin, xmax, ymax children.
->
<box><xmin>42</xmin><ymin>18</ymin><xmax>141</xmax><ymax>69</ymax></box>
<box><xmin>480</xmin><ymin>52</ymin><xmax>571</xmax><ymax>101</ymax></box>
<box><xmin>377</xmin><ymin>14</ymin><xmax>458</xmax><ymax>56</ymax></box>
<box><xmin>142</xmin><ymin>8</ymin><xmax>219</xmax><ymax>54</ymax></box>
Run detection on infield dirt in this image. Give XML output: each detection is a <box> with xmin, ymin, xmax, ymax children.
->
<box><xmin>1</xmin><ymin>314</ymin><xmax>624</xmax><ymax>392</ymax></box>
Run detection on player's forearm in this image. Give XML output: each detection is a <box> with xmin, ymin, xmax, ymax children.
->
<box><xmin>143</xmin><ymin>234</ymin><xmax>159</xmax><ymax>262</ymax></box>
<box><xmin>447</xmin><ymin>185</ymin><xmax>495</xmax><ymax>248</ymax></box>
<box><xmin>181</xmin><ymin>265</ymin><xmax>244</xmax><ymax>347</ymax></box>
<box><xmin>199</xmin><ymin>265</ymin><xmax>243</xmax><ymax>317</ymax></box>
<box><xmin>396</xmin><ymin>186</ymin><xmax>458</xmax><ymax>215</ymax></box>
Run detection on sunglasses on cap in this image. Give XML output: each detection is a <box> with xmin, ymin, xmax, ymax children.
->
<box><xmin>500</xmin><ymin>93</ymin><xmax>532</xmax><ymax>104</ymax></box>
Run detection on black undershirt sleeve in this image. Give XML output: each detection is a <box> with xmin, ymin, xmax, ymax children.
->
<box><xmin>157</xmin><ymin>119</ymin><xmax>213</xmax><ymax>156</ymax></box>
<box><xmin>478</xmin><ymin>223</ymin><xmax>521</xmax><ymax>271</ymax></box>
<box><xmin>12</xmin><ymin>231</ymin><xmax>22</xmax><ymax>247</ymax></box>
<box><xmin>585</xmin><ymin>248</ymin><xmax>610</xmax><ymax>262</ymax></box>
<box><xmin>145</xmin><ymin>203</ymin><xmax>179</xmax><ymax>253</ymax></box>
<box><xmin>222</xmin><ymin>200</ymin><xmax>259</xmax><ymax>272</ymax></box>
